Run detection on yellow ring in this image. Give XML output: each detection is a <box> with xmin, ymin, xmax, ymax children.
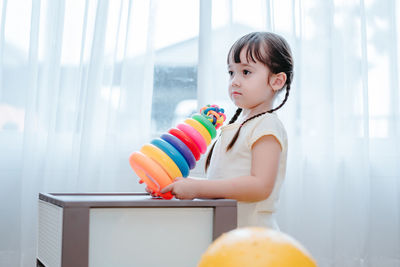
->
<box><xmin>184</xmin><ymin>118</ymin><xmax>211</xmax><ymax>146</ymax></box>
<box><xmin>141</xmin><ymin>144</ymin><xmax>182</xmax><ymax>179</ymax></box>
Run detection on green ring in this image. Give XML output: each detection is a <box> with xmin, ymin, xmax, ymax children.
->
<box><xmin>192</xmin><ymin>114</ymin><xmax>217</xmax><ymax>139</ymax></box>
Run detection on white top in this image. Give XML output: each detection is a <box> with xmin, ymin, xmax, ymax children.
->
<box><xmin>206</xmin><ymin>113</ymin><xmax>288</xmax><ymax>229</ymax></box>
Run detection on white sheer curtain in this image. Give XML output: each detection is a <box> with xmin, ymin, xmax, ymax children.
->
<box><xmin>1</xmin><ymin>0</ymin><xmax>400</xmax><ymax>266</ymax></box>
<box><xmin>0</xmin><ymin>0</ymin><xmax>156</xmax><ymax>265</ymax></box>
<box><xmin>279</xmin><ymin>1</ymin><xmax>400</xmax><ymax>266</ymax></box>
<box><xmin>209</xmin><ymin>0</ymin><xmax>400</xmax><ymax>266</ymax></box>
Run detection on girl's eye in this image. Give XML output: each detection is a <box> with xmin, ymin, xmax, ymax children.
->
<box><xmin>228</xmin><ymin>71</ymin><xmax>233</xmax><ymax>76</ymax></box>
<box><xmin>243</xmin><ymin>70</ymin><xmax>251</xmax><ymax>75</ymax></box>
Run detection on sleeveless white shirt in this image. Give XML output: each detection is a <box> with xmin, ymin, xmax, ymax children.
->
<box><xmin>206</xmin><ymin>113</ymin><xmax>288</xmax><ymax>229</ymax></box>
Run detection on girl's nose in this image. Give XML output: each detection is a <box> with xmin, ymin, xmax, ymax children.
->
<box><xmin>231</xmin><ymin>75</ymin><xmax>240</xmax><ymax>87</ymax></box>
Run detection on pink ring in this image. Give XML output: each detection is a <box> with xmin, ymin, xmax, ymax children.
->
<box><xmin>177</xmin><ymin>123</ymin><xmax>207</xmax><ymax>154</ymax></box>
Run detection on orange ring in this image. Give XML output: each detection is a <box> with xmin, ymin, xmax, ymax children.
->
<box><xmin>129</xmin><ymin>151</ymin><xmax>172</xmax><ymax>197</ymax></box>
<box><xmin>184</xmin><ymin>118</ymin><xmax>211</xmax><ymax>145</ymax></box>
<box><xmin>141</xmin><ymin>144</ymin><xmax>182</xmax><ymax>179</ymax></box>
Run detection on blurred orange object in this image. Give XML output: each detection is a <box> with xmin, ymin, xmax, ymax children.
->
<box><xmin>198</xmin><ymin>227</ymin><xmax>317</xmax><ymax>267</ymax></box>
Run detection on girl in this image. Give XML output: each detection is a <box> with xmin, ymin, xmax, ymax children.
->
<box><xmin>158</xmin><ymin>32</ymin><xmax>293</xmax><ymax>229</ymax></box>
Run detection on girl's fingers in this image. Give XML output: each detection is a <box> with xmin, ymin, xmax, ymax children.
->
<box><xmin>160</xmin><ymin>183</ymin><xmax>173</xmax><ymax>194</ymax></box>
<box><xmin>145</xmin><ymin>187</ymin><xmax>158</xmax><ymax>197</ymax></box>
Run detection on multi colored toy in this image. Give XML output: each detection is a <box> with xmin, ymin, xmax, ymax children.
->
<box><xmin>129</xmin><ymin>105</ymin><xmax>226</xmax><ymax>199</ymax></box>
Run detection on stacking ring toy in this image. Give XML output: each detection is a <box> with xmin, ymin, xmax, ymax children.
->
<box><xmin>184</xmin><ymin>118</ymin><xmax>212</xmax><ymax>146</ymax></box>
<box><xmin>200</xmin><ymin>105</ymin><xmax>226</xmax><ymax>129</ymax></box>
<box><xmin>129</xmin><ymin>104</ymin><xmax>226</xmax><ymax>199</ymax></box>
<box><xmin>177</xmin><ymin>123</ymin><xmax>207</xmax><ymax>154</ymax></box>
<box><xmin>151</xmin><ymin>138</ymin><xmax>189</xmax><ymax>177</ymax></box>
<box><xmin>169</xmin><ymin>128</ymin><xmax>201</xmax><ymax>161</ymax></box>
<box><xmin>161</xmin><ymin>133</ymin><xmax>196</xmax><ymax>170</ymax></box>
<box><xmin>129</xmin><ymin>152</ymin><xmax>174</xmax><ymax>199</ymax></box>
<box><xmin>141</xmin><ymin>144</ymin><xmax>182</xmax><ymax>179</ymax></box>
<box><xmin>192</xmin><ymin>114</ymin><xmax>217</xmax><ymax>139</ymax></box>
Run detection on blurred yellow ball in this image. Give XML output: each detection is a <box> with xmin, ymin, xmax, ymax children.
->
<box><xmin>198</xmin><ymin>227</ymin><xmax>317</xmax><ymax>267</ymax></box>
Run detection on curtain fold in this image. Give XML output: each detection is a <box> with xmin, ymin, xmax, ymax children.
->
<box><xmin>0</xmin><ymin>0</ymin><xmax>156</xmax><ymax>265</ymax></box>
<box><xmin>0</xmin><ymin>0</ymin><xmax>399</xmax><ymax>266</ymax></box>
<box><xmin>210</xmin><ymin>0</ymin><xmax>400</xmax><ymax>266</ymax></box>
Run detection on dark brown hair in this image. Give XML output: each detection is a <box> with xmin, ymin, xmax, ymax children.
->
<box><xmin>205</xmin><ymin>32</ymin><xmax>293</xmax><ymax>172</ymax></box>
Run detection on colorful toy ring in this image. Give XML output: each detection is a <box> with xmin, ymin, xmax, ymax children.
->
<box><xmin>201</xmin><ymin>108</ymin><xmax>226</xmax><ymax>129</ymax></box>
<box><xmin>151</xmin><ymin>138</ymin><xmax>189</xmax><ymax>177</ymax></box>
<box><xmin>168</xmin><ymin>128</ymin><xmax>201</xmax><ymax>161</ymax></box>
<box><xmin>161</xmin><ymin>133</ymin><xmax>196</xmax><ymax>170</ymax></box>
<box><xmin>184</xmin><ymin>118</ymin><xmax>211</xmax><ymax>146</ymax></box>
<box><xmin>129</xmin><ymin>104</ymin><xmax>226</xmax><ymax>199</ymax></box>
<box><xmin>140</xmin><ymin>144</ymin><xmax>182</xmax><ymax>179</ymax></box>
<box><xmin>207</xmin><ymin>110</ymin><xmax>224</xmax><ymax>123</ymax></box>
<box><xmin>192</xmin><ymin>114</ymin><xmax>217</xmax><ymax>139</ymax></box>
<box><xmin>129</xmin><ymin>152</ymin><xmax>173</xmax><ymax>199</ymax></box>
<box><xmin>177</xmin><ymin>123</ymin><xmax>207</xmax><ymax>154</ymax></box>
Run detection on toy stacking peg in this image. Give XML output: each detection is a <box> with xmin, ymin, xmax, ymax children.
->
<box><xmin>129</xmin><ymin>105</ymin><xmax>226</xmax><ymax>199</ymax></box>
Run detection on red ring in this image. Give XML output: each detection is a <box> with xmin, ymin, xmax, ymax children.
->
<box><xmin>168</xmin><ymin>128</ymin><xmax>201</xmax><ymax>161</ymax></box>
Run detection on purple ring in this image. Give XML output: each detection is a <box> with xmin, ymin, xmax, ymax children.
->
<box><xmin>160</xmin><ymin>133</ymin><xmax>196</xmax><ymax>170</ymax></box>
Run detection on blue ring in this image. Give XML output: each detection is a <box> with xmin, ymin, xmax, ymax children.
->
<box><xmin>161</xmin><ymin>133</ymin><xmax>196</xmax><ymax>170</ymax></box>
<box><xmin>151</xmin><ymin>138</ymin><xmax>190</xmax><ymax>177</ymax></box>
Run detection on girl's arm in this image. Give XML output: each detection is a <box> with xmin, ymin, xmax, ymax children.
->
<box><xmin>160</xmin><ymin>135</ymin><xmax>281</xmax><ymax>202</ymax></box>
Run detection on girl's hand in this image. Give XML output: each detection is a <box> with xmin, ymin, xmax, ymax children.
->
<box><xmin>160</xmin><ymin>177</ymin><xmax>198</xmax><ymax>200</ymax></box>
<box><xmin>145</xmin><ymin>186</ymin><xmax>159</xmax><ymax>198</ymax></box>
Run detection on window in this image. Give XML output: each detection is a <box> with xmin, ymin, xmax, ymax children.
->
<box><xmin>150</xmin><ymin>0</ymin><xmax>199</xmax><ymax>135</ymax></box>
<box><xmin>152</xmin><ymin>65</ymin><xmax>197</xmax><ymax>134</ymax></box>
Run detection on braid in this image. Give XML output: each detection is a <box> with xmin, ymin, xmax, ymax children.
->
<box><xmin>206</xmin><ymin>82</ymin><xmax>291</xmax><ymax>171</ymax></box>
<box><xmin>269</xmin><ymin>84</ymin><xmax>291</xmax><ymax>113</ymax></box>
<box><xmin>226</xmin><ymin>111</ymin><xmax>269</xmax><ymax>151</ymax></box>
<box><xmin>226</xmin><ymin>83</ymin><xmax>291</xmax><ymax>151</ymax></box>
<box><xmin>204</xmin><ymin>141</ymin><xmax>216</xmax><ymax>172</ymax></box>
<box><xmin>228</xmin><ymin>108</ymin><xmax>242</xmax><ymax>124</ymax></box>
<box><xmin>205</xmin><ymin>108</ymin><xmax>242</xmax><ymax>172</ymax></box>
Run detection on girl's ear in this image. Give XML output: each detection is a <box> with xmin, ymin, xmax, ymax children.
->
<box><xmin>269</xmin><ymin>72</ymin><xmax>287</xmax><ymax>92</ymax></box>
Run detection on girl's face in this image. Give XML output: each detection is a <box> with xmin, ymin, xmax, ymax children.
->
<box><xmin>227</xmin><ymin>49</ymin><xmax>275</xmax><ymax>113</ymax></box>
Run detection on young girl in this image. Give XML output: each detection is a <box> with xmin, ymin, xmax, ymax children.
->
<box><xmin>158</xmin><ymin>32</ymin><xmax>293</xmax><ymax>229</ymax></box>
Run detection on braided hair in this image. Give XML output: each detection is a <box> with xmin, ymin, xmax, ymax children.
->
<box><xmin>205</xmin><ymin>32</ymin><xmax>293</xmax><ymax>172</ymax></box>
